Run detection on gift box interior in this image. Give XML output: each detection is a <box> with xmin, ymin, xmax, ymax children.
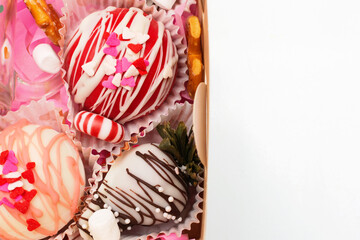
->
<box><xmin>0</xmin><ymin>0</ymin><xmax>210</xmax><ymax>239</ymax></box>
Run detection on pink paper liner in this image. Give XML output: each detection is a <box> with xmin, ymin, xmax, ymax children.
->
<box><xmin>79</xmin><ymin>102</ymin><xmax>202</xmax><ymax>240</ymax></box>
<box><xmin>59</xmin><ymin>0</ymin><xmax>188</xmax><ymax>154</ymax></box>
<box><xmin>0</xmin><ymin>98</ymin><xmax>90</xmax><ymax>240</ymax></box>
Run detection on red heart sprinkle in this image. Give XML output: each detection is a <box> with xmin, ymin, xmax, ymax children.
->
<box><xmin>26</xmin><ymin>219</ymin><xmax>40</xmax><ymax>231</ymax></box>
<box><xmin>0</xmin><ymin>176</ymin><xmax>6</xmax><ymax>186</ymax></box>
<box><xmin>6</xmin><ymin>177</ymin><xmax>21</xmax><ymax>183</ymax></box>
<box><xmin>133</xmin><ymin>58</ymin><xmax>147</xmax><ymax>71</ymax></box>
<box><xmin>119</xmin><ymin>34</ymin><xmax>130</xmax><ymax>41</ymax></box>
<box><xmin>0</xmin><ymin>150</ymin><xmax>9</xmax><ymax>165</ymax></box>
<box><xmin>10</xmin><ymin>187</ymin><xmax>24</xmax><ymax>199</ymax></box>
<box><xmin>14</xmin><ymin>200</ymin><xmax>29</xmax><ymax>214</ymax></box>
<box><xmin>22</xmin><ymin>170</ymin><xmax>34</xmax><ymax>184</ymax></box>
<box><xmin>128</xmin><ymin>43</ymin><xmax>142</xmax><ymax>54</ymax></box>
<box><xmin>138</xmin><ymin>69</ymin><xmax>148</xmax><ymax>76</ymax></box>
<box><xmin>23</xmin><ymin>189</ymin><xmax>37</xmax><ymax>202</ymax></box>
<box><xmin>26</xmin><ymin>162</ymin><xmax>36</xmax><ymax>169</ymax></box>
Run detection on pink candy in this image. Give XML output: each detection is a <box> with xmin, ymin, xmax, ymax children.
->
<box><xmin>106</xmin><ymin>32</ymin><xmax>120</xmax><ymax>47</ymax></box>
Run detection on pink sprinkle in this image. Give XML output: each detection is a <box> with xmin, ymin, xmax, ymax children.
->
<box><xmin>7</xmin><ymin>151</ymin><xmax>17</xmax><ymax>164</ymax></box>
<box><xmin>115</xmin><ymin>59</ymin><xmax>122</xmax><ymax>73</ymax></box>
<box><xmin>1</xmin><ymin>197</ymin><xmax>14</xmax><ymax>208</ymax></box>
<box><xmin>106</xmin><ymin>32</ymin><xmax>120</xmax><ymax>47</ymax></box>
<box><xmin>102</xmin><ymin>76</ymin><xmax>117</xmax><ymax>90</ymax></box>
<box><xmin>121</xmin><ymin>76</ymin><xmax>136</xmax><ymax>88</ymax></box>
<box><xmin>121</xmin><ymin>57</ymin><xmax>132</xmax><ymax>72</ymax></box>
<box><xmin>0</xmin><ymin>183</ymin><xmax>9</xmax><ymax>192</ymax></box>
<box><xmin>103</xmin><ymin>47</ymin><xmax>118</xmax><ymax>57</ymax></box>
<box><xmin>144</xmin><ymin>59</ymin><xmax>150</xmax><ymax>66</ymax></box>
<box><xmin>3</xmin><ymin>161</ymin><xmax>18</xmax><ymax>175</ymax></box>
<box><xmin>15</xmin><ymin>195</ymin><xmax>22</xmax><ymax>202</ymax></box>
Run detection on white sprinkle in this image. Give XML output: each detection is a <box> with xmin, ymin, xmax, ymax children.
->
<box><xmin>103</xmin><ymin>204</ymin><xmax>108</xmax><ymax>209</ymax></box>
<box><xmin>175</xmin><ymin>167</ymin><xmax>180</xmax><ymax>175</ymax></box>
<box><xmin>114</xmin><ymin>212</ymin><xmax>119</xmax><ymax>217</ymax></box>
<box><xmin>178</xmin><ymin>217</ymin><xmax>182</xmax><ymax>222</ymax></box>
<box><xmin>167</xmin><ymin>214</ymin><xmax>172</xmax><ymax>220</ymax></box>
<box><xmin>172</xmin><ymin>216</ymin><xmax>176</xmax><ymax>220</ymax></box>
<box><xmin>135</xmin><ymin>207</ymin><xmax>140</xmax><ymax>212</ymax></box>
<box><xmin>3</xmin><ymin>172</ymin><xmax>21</xmax><ymax>178</ymax></box>
<box><xmin>168</xmin><ymin>196</ymin><xmax>174</xmax><ymax>202</ymax></box>
<box><xmin>81</xmin><ymin>224</ymin><xmax>88</xmax><ymax>229</ymax></box>
<box><xmin>93</xmin><ymin>194</ymin><xmax>99</xmax><ymax>199</ymax></box>
<box><xmin>158</xmin><ymin>187</ymin><xmax>164</xmax><ymax>193</ymax></box>
<box><xmin>163</xmin><ymin>212</ymin><xmax>168</xmax><ymax>218</ymax></box>
<box><xmin>127</xmin><ymin>226</ymin><xmax>132</xmax><ymax>231</ymax></box>
<box><xmin>165</xmin><ymin>206</ymin><xmax>172</xmax><ymax>212</ymax></box>
<box><xmin>125</xmin><ymin>219</ymin><xmax>131</xmax><ymax>224</ymax></box>
<box><xmin>107</xmin><ymin>206</ymin><xmax>112</xmax><ymax>211</ymax></box>
<box><xmin>155</xmin><ymin>208</ymin><xmax>161</xmax><ymax>213</ymax></box>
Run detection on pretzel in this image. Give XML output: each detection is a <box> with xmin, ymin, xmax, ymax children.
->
<box><xmin>186</xmin><ymin>16</ymin><xmax>204</xmax><ymax>99</ymax></box>
<box><xmin>24</xmin><ymin>0</ymin><xmax>62</xmax><ymax>46</ymax></box>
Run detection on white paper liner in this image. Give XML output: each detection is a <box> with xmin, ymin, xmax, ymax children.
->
<box><xmin>138</xmin><ymin>101</ymin><xmax>194</xmax><ymax>144</ymax></box>
<box><xmin>59</xmin><ymin>0</ymin><xmax>188</xmax><ymax>153</ymax></box>
<box><xmin>81</xmin><ymin>150</ymin><xmax>203</xmax><ymax>240</ymax></box>
<box><xmin>0</xmin><ymin>98</ymin><xmax>89</xmax><ymax>240</ymax></box>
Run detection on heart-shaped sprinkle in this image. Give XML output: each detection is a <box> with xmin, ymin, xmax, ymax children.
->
<box><xmin>26</xmin><ymin>162</ymin><xmax>36</xmax><ymax>169</ymax></box>
<box><xmin>106</xmin><ymin>32</ymin><xmax>120</xmax><ymax>47</ymax></box>
<box><xmin>15</xmin><ymin>195</ymin><xmax>23</xmax><ymax>202</ymax></box>
<box><xmin>1</xmin><ymin>197</ymin><xmax>14</xmax><ymax>208</ymax></box>
<box><xmin>3</xmin><ymin>161</ymin><xmax>17</xmax><ymax>175</ymax></box>
<box><xmin>0</xmin><ymin>177</ymin><xmax>6</xmax><ymax>186</ymax></box>
<box><xmin>103</xmin><ymin>56</ymin><xmax>117</xmax><ymax>76</ymax></box>
<box><xmin>6</xmin><ymin>176</ymin><xmax>21</xmax><ymax>184</ymax></box>
<box><xmin>128</xmin><ymin>44</ymin><xmax>142</xmax><ymax>54</ymax></box>
<box><xmin>103</xmin><ymin>47</ymin><xmax>118</xmax><ymax>57</ymax></box>
<box><xmin>122</xmin><ymin>27</ymin><xmax>135</xmax><ymax>39</ymax></box>
<box><xmin>121</xmin><ymin>77</ymin><xmax>136</xmax><ymax>88</ymax></box>
<box><xmin>119</xmin><ymin>34</ymin><xmax>130</xmax><ymax>41</ymax></box>
<box><xmin>0</xmin><ymin>183</ymin><xmax>9</xmax><ymax>192</ymax></box>
<box><xmin>0</xmin><ymin>150</ymin><xmax>9</xmax><ymax>165</ymax></box>
<box><xmin>82</xmin><ymin>61</ymin><xmax>97</xmax><ymax>77</ymax></box>
<box><xmin>121</xmin><ymin>57</ymin><xmax>132</xmax><ymax>72</ymax></box>
<box><xmin>8</xmin><ymin>181</ymin><xmax>23</xmax><ymax>191</ymax></box>
<box><xmin>10</xmin><ymin>187</ymin><xmax>24</xmax><ymax>199</ymax></box>
<box><xmin>22</xmin><ymin>169</ymin><xmax>35</xmax><ymax>184</ymax></box>
<box><xmin>27</xmin><ymin>219</ymin><xmax>41</xmax><ymax>231</ymax></box>
<box><xmin>124</xmin><ymin>65</ymin><xmax>139</xmax><ymax>78</ymax></box>
<box><xmin>14</xmin><ymin>200</ymin><xmax>29</xmax><ymax>213</ymax></box>
<box><xmin>102</xmin><ymin>76</ymin><xmax>117</xmax><ymax>90</ymax></box>
<box><xmin>111</xmin><ymin>73</ymin><xmax>122</xmax><ymax>87</ymax></box>
<box><xmin>133</xmin><ymin>58</ymin><xmax>147</xmax><ymax>71</ymax></box>
<box><xmin>7</xmin><ymin>151</ymin><xmax>18</xmax><ymax>165</ymax></box>
<box><xmin>4</xmin><ymin>171</ymin><xmax>21</xmax><ymax>179</ymax></box>
<box><xmin>23</xmin><ymin>189</ymin><xmax>37</xmax><ymax>202</ymax></box>
<box><xmin>136</xmin><ymin>34</ymin><xmax>150</xmax><ymax>44</ymax></box>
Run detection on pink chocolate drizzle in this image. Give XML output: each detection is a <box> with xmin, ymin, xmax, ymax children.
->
<box><xmin>0</xmin><ymin>119</ymin><xmax>85</xmax><ymax>240</ymax></box>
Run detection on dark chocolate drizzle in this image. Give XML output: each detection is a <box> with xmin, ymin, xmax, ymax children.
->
<box><xmin>79</xmin><ymin>145</ymin><xmax>189</xmax><ymax>234</ymax></box>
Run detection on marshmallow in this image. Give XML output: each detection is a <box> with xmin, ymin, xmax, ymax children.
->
<box><xmin>152</xmin><ymin>0</ymin><xmax>176</xmax><ymax>10</ymax></box>
<box><xmin>88</xmin><ymin>209</ymin><xmax>121</xmax><ymax>240</ymax></box>
<box><xmin>32</xmin><ymin>44</ymin><xmax>61</xmax><ymax>74</ymax></box>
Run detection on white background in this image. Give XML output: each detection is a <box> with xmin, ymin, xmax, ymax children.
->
<box><xmin>206</xmin><ymin>0</ymin><xmax>360</xmax><ymax>239</ymax></box>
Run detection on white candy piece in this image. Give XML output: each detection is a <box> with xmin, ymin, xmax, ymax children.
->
<box><xmin>123</xmin><ymin>27</ymin><xmax>136</xmax><ymax>39</ymax></box>
<box><xmin>152</xmin><ymin>0</ymin><xmax>176</xmax><ymax>10</ymax></box>
<box><xmin>32</xmin><ymin>44</ymin><xmax>61</xmax><ymax>74</ymax></box>
<box><xmin>112</xmin><ymin>73</ymin><xmax>122</xmax><ymax>87</ymax></box>
<box><xmin>88</xmin><ymin>209</ymin><xmax>121</xmax><ymax>240</ymax></box>
<box><xmin>124</xmin><ymin>65</ymin><xmax>139</xmax><ymax>78</ymax></box>
<box><xmin>8</xmin><ymin>181</ymin><xmax>23</xmax><ymax>191</ymax></box>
